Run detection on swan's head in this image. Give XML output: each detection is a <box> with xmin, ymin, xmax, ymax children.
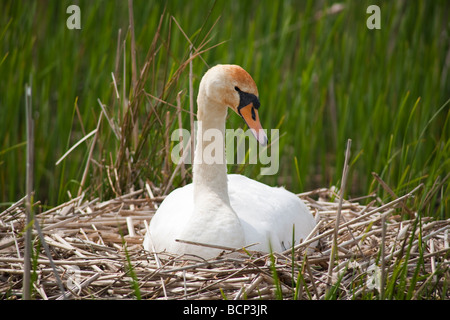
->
<box><xmin>199</xmin><ymin>64</ymin><xmax>268</xmax><ymax>145</ymax></box>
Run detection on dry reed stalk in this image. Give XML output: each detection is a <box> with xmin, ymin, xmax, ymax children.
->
<box><xmin>77</xmin><ymin>111</ymin><xmax>103</xmax><ymax>197</ymax></box>
<box><xmin>163</xmin><ymin>134</ymin><xmax>193</xmax><ymax>196</ymax></box>
<box><xmin>128</xmin><ymin>0</ymin><xmax>137</xmax><ymax>92</ymax></box>
<box><xmin>327</xmin><ymin>139</ymin><xmax>352</xmax><ymax>288</ymax></box>
<box><xmin>73</xmin><ymin>97</ymin><xmax>86</xmax><ymax>137</ymax></box>
<box><xmin>0</xmin><ymin>196</ymin><xmax>26</xmax><ymax>220</ymax></box>
<box><xmin>189</xmin><ymin>45</ymin><xmax>195</xmax><ymax>165</ymax></box>
<box><xmin>55</xmin><ymin>129</ymin><xmax>98</xmax><ymax>166</ymax></box>
<box><xmin>98</xmin><ymin>98</ymin><xmax>120</xmax><ymax>140</ymax></box>
<box><xmin>372</xmin><ymin>172</ymin><xmax>414</xmax><ymax>216</ymax></box>
<box><xmin>176</xmin><ymin>91</ymin><xmax>186</xmax><ymax>181</ymax></box>
<box><xmin>23</xmin><ymin>83</ymin><xmax>33</xmax><ymax>300</ymax></box>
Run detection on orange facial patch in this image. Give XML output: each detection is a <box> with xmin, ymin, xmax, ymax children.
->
<box><xmin>239</xmin><ymin>103</ymin><xmax>268</xmax><ymax>145</ymax></box>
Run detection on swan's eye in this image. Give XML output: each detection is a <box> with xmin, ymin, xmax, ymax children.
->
<box><xmin>234</xmin><ymin>86</ymin><xmax>241</xmax><ymax>92</ymax></box>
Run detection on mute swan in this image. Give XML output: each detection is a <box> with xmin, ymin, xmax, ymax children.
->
<box><xmin>143</xmin><ymin>64</ymin><xmax>316</xmax><ymax>259</ymax></box>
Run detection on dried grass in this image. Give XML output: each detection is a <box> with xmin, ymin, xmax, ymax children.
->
<box><xmin>1</xmin><ymin>184</ymin><xmax>448</xmax><ymax>300</ymax></box>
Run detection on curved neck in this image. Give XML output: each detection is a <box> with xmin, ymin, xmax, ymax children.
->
<box><xmin>193</xmin><ymin>96</ymin><xmax>230</xmax><ymax>211</ymax></box>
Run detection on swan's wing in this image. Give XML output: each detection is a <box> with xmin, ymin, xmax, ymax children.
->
<box><xmin>227</xmin><ymin>174</ymin><xmax>316</xmax><ymax>252</ymax></box>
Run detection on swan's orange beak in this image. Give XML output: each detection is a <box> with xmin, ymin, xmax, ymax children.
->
<box><xmin>239</xmin><ymin>103</ymin><xmax>268</xmax><ymax>146</ymax></box>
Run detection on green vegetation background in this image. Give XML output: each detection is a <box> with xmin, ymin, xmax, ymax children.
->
<box><xmin>1</xmin><ymin>0</ymin><xmax>448</xmax><ymax>218</ymax></box>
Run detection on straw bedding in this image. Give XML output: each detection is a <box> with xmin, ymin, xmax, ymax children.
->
<box><xmin>0</xmin><ymin>186</ymin><xmax>448</xmax><ymax>300</ymax></box>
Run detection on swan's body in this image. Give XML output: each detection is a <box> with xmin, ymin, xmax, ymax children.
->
<box><xmin>144</xmin><ymin>174</ymin><xmax>316</xmax><ymax>258</ymax></box>
<box><xmin>144</xmin><ymin>64</ymin><xmax>316</xmax><ymax>259</ymax></box>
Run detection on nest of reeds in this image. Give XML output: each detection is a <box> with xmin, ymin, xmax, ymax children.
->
<box><xmin>1</xmin><ymin>183</ymin><xmax>448</xmax><ymax>300</ymax></box>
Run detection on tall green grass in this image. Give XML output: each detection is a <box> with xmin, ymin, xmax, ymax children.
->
<box><xmin>1</xmin><ymin>0</ymin><xmax>448</xmax><ymax>219</ymax></box>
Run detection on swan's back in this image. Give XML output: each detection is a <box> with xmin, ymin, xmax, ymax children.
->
<box><xmin>227</xmin><ymin>174</ymin><xmax>316</xmax><ymax>252</ymax></box>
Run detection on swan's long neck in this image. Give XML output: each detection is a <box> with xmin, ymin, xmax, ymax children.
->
<box><xmin>193</xmin><ymin>94</ymin><xmax>231</xmax><ymax>212</ymax></box>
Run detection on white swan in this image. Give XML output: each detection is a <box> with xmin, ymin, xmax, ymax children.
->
<box><xmin>143</xmin><ymin>64</ymin><xmax>316</xmax><ymax>259</ymax></box>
